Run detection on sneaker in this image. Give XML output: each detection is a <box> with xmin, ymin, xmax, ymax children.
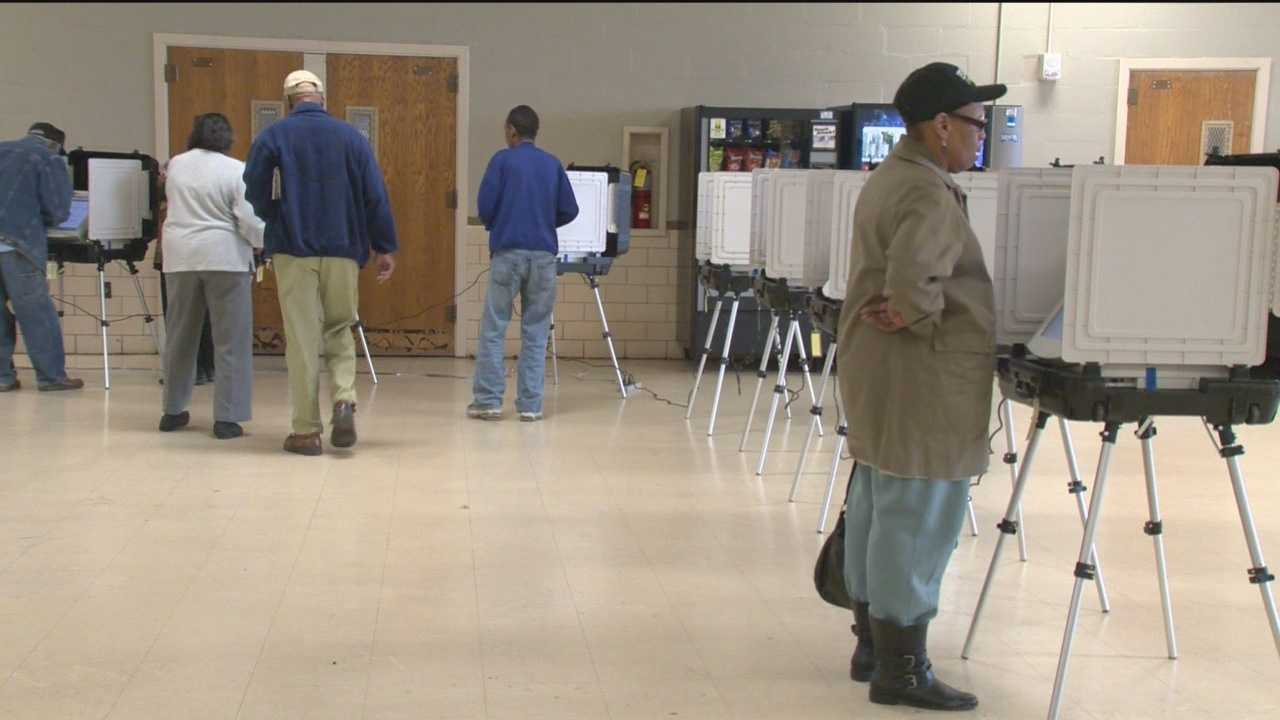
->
<box><xmin>213</xmin><ymin>421</ymin><xmax>243</xmax><ymax>440</ymax></box>
<box><xmin>38</xmin><ymin>377</ymin><xmax>84</xmax><ymax>392</ymax></box>
<box><xmin>466</xmin><ymin>403</ymin><xmax>502</xmax><ymax>421</ymax></box>
<box><xmin>283</xmin><ymin>432</ymin><xmax>322</xmax><ymax>456</ymax></box>
<box><xmin>330</xmin><ymin>401</ymin><xmax>357</xmax><ymax>448</ymax></box>
<box><xmin>159</xmin><ymin>411</ymin><xmax>190</xmax><ymax>432</ymax></box>
<box><xmin>518</xmin><ymin>411</ymin><xmax>543</xmax><ymax>422</ymax></box>
<box><xmin>0</xmin><ymin>379</ymin><xmax>19</xmax><ymax>392</ymax></box>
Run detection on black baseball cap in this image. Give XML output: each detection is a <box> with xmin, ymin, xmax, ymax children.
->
<box><xmin>893</xmin><ymin>63</ymin><xmax>1007</xmax><ymax>124</ymax></box>
<box><xmin>27</xmin><ymin>122</ymin><xmax>66</xmax><ymax>148</ymax></box>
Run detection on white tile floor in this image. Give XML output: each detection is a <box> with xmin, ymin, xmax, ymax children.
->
<box><xmin>0</xmin><ymin>357</ymin><xmax>1278</xmax><ymax>719</ymax></box>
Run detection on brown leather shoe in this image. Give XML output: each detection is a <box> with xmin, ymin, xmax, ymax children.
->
<box><xmin>330</xmin><ymin>401</ymin><xmax>357</xmax><ymax>448</ymax></box>
<box><xmin>283</xmin><ymin>432</ymin><xmax>322</xmax><ymax>456</ymax></box>
<box><xmin>38</xmin><ymin>377</ymin><xmax>84</xmax><ymax>392</ymax></box>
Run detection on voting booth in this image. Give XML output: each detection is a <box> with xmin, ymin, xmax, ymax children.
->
<box><xmin>967</xmin><ymin>163</ymin><xmax>1280</xmax><ymax>720</ymax></box>
<box><xmin>46</xmin><ymin>149</ymin><xmax>162</xmax><ymax>389</ymax></box>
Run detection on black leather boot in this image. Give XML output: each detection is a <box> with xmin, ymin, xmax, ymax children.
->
<box><xmin>868</xmin><ymin>617</ymin><xmax>978</xmax><ymax>711</ymax></box>
<box><xmin>849</xmin><ymin>601</ymin><xmax>875</xmax><ymax>682</ymax></box>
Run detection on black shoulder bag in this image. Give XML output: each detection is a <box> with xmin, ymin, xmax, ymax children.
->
<box><xmin>813</xmin><ymin>462</ymin><xmax>856</xmax><ymax>609</ymax></box>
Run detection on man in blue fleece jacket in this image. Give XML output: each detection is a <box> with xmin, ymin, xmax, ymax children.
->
<box><xmin>244</xmin><ymin>70</ymin><xmax>398</xmax><ymax>456</ymax></box>
<box><xmin>468</xmin><ymin>105</ymin><xmax>578</xmax><ymax>422</ymax></box>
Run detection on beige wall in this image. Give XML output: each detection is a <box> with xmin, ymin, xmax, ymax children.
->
<box><xmin>4</xmin><ymin>3</ymin><xmax>1279</xmax><ymax>360</ymax></box>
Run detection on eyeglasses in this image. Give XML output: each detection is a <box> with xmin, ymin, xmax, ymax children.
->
<box><xmin>948</xmin><ymin>113</ymin><xmax>987</xmax><ymax>131</ymax></box>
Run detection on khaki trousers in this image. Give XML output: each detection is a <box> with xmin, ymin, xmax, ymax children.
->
<box><xmin>272</xmin><ymin>254</ymin><xmax>359</xmax><ymax>434</ymax></box>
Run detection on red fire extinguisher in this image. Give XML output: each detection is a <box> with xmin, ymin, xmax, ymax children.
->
<box><xmin>630</xmin><ymin>161</ymin><xmax>652</xmax><ymax>230</ymax></box>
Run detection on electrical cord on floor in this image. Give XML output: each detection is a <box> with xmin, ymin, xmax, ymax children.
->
<box><xmin>51</xmin><ymin>296</ymin><xmax>156</xmax><ymax>325</ymax></box>
<box><xmin>559</xmin><ymin>358</ymin><xmax>690</xmax><ymax>409</ymax></box>
<box><xmin>379</xmin><ymin>267</ymin><xmax>490</xmax><ymax>328</ymax></box>
<box><xmin>970</xmin><ymin>397</ymin><xmax>1008</xmax><ymax>489</ymax></box>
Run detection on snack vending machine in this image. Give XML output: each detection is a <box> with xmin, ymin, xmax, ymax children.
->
<box><xmin>677</xmin><ymin>106</ymin><xmax>838</xmax><ymax>361</ymax></box>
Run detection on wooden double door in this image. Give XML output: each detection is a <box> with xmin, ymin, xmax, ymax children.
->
<box><xmin>164</xmin><ymin>46</ymin><xmax>457</xmax><ymax>355</ymax></box>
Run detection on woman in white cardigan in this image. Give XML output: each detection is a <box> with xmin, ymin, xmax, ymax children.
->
<box><xmin>159</xmin><ymin>113</ymin><xmax>264</xmax><ymax>439</ymax></box>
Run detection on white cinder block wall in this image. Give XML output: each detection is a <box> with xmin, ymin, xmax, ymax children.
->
<box><xmin>3</xmin><ymin>3</ymin><xmax>1277</xmax><ymax>361</ymax></box>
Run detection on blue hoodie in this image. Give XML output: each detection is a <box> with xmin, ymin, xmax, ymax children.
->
<box><xmin>243</xmin><ymin>103</ymin><xmax>397</xmax><ymax>267</ymax></box>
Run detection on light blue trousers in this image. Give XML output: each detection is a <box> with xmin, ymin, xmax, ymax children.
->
<box><xmin>843</xmin><ymin>462</ymin><xmax>971</xmax><ymax>627</ymax></box>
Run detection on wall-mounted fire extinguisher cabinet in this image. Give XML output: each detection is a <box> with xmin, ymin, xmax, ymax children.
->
<box><xmin>622</xmin><ymin>126</ymin><xmax>669</xmax><ymax>237</ymax></box>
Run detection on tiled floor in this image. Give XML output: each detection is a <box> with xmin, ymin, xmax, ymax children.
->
<box><xmin>0</xmin><ymin>357</ymin><xmax>1278</xmax><ymax>719</ymax></box>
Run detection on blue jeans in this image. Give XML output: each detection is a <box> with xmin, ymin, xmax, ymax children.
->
<box><xmin>843</xmin><ymin>462</ymin><xmax>971</xmax><ymax>627</ymax></box>
<box><xmin>472</xmin><ymin>249</ymin><xmax>557</xmax><ymax>414</ymax></box>
<box><xmin>0</xmin><ymin>251</ymin><xmax>68</xmax><ymax>386</ymax></box>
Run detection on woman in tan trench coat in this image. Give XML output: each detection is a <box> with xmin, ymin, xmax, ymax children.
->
<box><xmin>836</xmin><ymin>62</ymin><xmax>1005</xmax><ymax>712</ymax></box>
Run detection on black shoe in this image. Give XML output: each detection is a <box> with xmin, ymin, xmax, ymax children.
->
<box><xmin>868</xmin><ymin>617</ymin><xmax>978</xmax><ymax>711</ymax></box>
<box><xmin>850</xmin><ymin>601</ymin><xmax>875</xmax><ymax>682</ymax></box>
<box><xmin>0</xmin><ymin>379</ymin><xmax>19</xmax><ymax>392</ymax></box>
<box><xmin>213</xmin><ymin>421</ymin><xmax>243</xmax><ymax>440</ymax></box>
<box><xmin>330</xmin><ymin>401</ymin><xmax>356</xmax><ymax>448</ymax></box>
<box><xmin>159</xmin><ymin>411</ymin><xmax>190</xmax><ymax>432</ymax></box>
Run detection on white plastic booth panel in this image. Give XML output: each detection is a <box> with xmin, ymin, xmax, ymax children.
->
<box><xmin>993</xmin><ymin>168</ymin><xmax>1073</xmax><ymax>345</ymax></box>
<box><xmin>749</xmin><ymin>169</ymin><xmax>782</xmax><ymax>268</ymax></box>
<box><xmin>88</xmin><ymin>158</ymin><xmax>144</xmax><ymax>248</ymax></box>
<box><xmin>696</xmin><ymin>172</ymin><xmax>755</xmax><ymax>266</ymax></box>
<box><xmin>762</xmin><ymin>170</ymin><xmax>834</xmax><ymax>288</ymax></box>
<box><xmin>1062</xmin><ymin>165</ymin><xmax>1279</xmax><ymax>368</ymax></box>
<box><xmin>556</xmin><ymin>171</ymin><xmax>609</xmax><ymax>255</ymax></box>
<box><xmin>824</xmin><ymin>170</ymin><xmax>872</xmax><ymax>300</ymax></box>
<box><xmin>954</xmin><ymin>171</ymin><xmax>998</xmax><ymax>272</ymax></box>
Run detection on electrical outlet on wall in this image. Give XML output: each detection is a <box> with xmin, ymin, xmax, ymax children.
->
<box><xmin>1041</xmin><ymin>53</ymin><xmax>1062</xmax><ymax>81</ymax></box>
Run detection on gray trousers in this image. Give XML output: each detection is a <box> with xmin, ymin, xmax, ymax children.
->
<box><xmin>162</xmin><ymin>271</ymin><xmax>253</xmax><ymax>423</ymax></box>
<box><xmin>843</xmin><ymin>462</ymin><xmax>971</xmax><ymax>627</ymax></box>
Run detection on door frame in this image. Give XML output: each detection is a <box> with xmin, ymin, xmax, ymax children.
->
<box><xmin>152</xmin><ymin>32</ymin><xmax>471</xmax><ymax>357</ymax></box>
<box><xmin>1113</xmin><ymin>57</ymin><xmax>1271</xmax><ymax>165</ymax></box>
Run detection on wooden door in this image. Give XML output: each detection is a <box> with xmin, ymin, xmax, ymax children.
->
<box><xmin>326</xmin><ymin>54</ymin><xmax>458</xmax><ymax>355</ymax></box>
<box><xmin>165</xmin><ymin>46</ymin><xmax>303</xmax><ymax>353</ymax></box>
<box><xmin>1125</xmin><ymin>70</ymin><xmax>1256</xmax><ymax>165</ymax></box>
<box><xmin>164</xmin><ymin>47</ymin><xmax>459</xmax><ymax>356</ymax></box>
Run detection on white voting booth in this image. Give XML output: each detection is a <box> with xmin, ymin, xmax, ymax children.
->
<box><xmin>966</xmin><ymin>164</ymin><xmax>1280</xmax><ymax>720</ymax></box>
<box><xmin>552</xmin><ymin>169</ymin><xmax>632</xmax><ymax>398</ymax></box>
<box><xmin>822</xmin><ymin>170</ymin><xmax>871</xmax><ymax>302</ymax></box>
<box><xmin>695</xmin><ymin>172</ymin><xmax>754</xmax><ymax>266</ymax></box>
<box><xmin>558</xmin><ymin>171</ymin><xmax>611</xmax><ymax>256</ymax></box>
<box><xmin>1005</xmin><ymin>165</ymin><xmax>1280</xmax><ymax>386</ymax></box>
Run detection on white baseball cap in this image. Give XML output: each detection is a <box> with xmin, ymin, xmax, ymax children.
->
<box><xmin>283</xmin><ymin>70</ymin><xmax>324</xmax><ymax>96</ymax></box>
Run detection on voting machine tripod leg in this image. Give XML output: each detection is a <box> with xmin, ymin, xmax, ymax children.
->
<box><xmin>966</xmin><ymin>494</ymin><xmax>979</xmax><ymax>537</ymax></box>
<box><xmin>352</xmin><ymin>314</ymin><xmax>378</xmax><ymax>384</ymax></box>
<box><xmin>707</xmin><ymin>295</ymin><xmax>739</xmax><ymax>436</ymax></box>
<box><xmin>1135</xmin><ymin>418</ymin><xmax>1177</xmax><ymax>658</ymax></box>
<box><xmin>789</xmin><ymin>345</ymin><xmax>836</xmax><ymax>502</ymax></box>
<box><xmin>686</xmin><ymin>294</ymin><xmax>723</xmax><ymax>419</ymax></box>
<box><xmin>96</xmin><ymin>257</ymin><xmax>111</xmax><ymax>390</ymax></box>
<box><xmin>793</xmin><ymin>319</ymin><xmax>822</xmax><ymax>436</ymax></box>
<box><xmin>1048</xmin><ymin>422</ymin><xmax>1121</xmax><ymax>720</ymax></box>
<box><xmin>755</xmin><ymin>313</ymin><xmax>800</xmax><ymax>476</ymax></box>
<box><xmin>1214</xmin><ymin>425</ymin><xmax>1280</xmax><ymax>658</ymax></box>
<box><xmin>962</xmin><ymin>411</ymin><xmax>1050</xmax><ymax>660</ymax></box>
<box><xmin>739</xmin><ymin>312</ymin><xmax>780</xmax><ymax>452</ymax></box>
<box><xmin>1000</xmin><ymin>399</ymin><xmax>1031</xmax><ymax>562</ymax></box>
<box><xmin>769</xmin><ymin>315</ymin><xmax>791</xmax><ymax>421</ymax></box>
<box><xmin>1061</xmin><ymin>417</ymin><xmax>1112</xmax><ymax>613</ymax></box>
<box><xmin>548</xmin><ymin>310</ymin><xmax>559</xmax><ymax>386</ymax></box>
<box><xmin>587</xmin><ymin>275</ymin><xmax>627</xmax><ymax>399</ymax></box>
<box><xmin>816</xmin><ymin>384</ymin><xmax>847</xmax><ymax>534</ymax></box>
